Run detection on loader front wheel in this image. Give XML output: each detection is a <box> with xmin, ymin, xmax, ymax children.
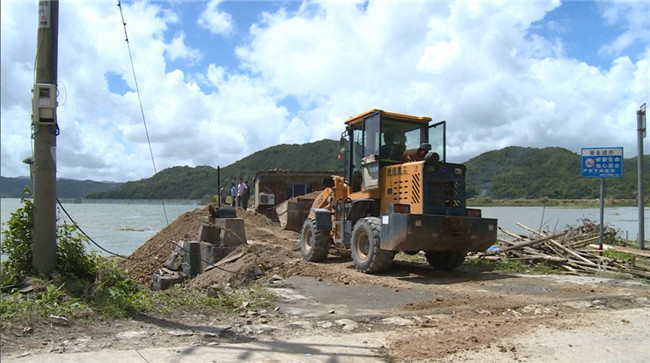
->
<box><xmin>300</xmin><ymin>218</ymin><xmax>331</xmax><ymax>262</ymax></box>
<box><xmin>351</xmin><ymin>217</ymin><xmax>394</xmax><ymax>274</ymax></box>
<box><xmin>425</xmin><ymin>250</ymin><xmax>466</xmax><ymax>271</ymax></box>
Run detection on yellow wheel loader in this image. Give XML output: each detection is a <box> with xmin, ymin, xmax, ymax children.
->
<box><xmin>299</xmin><ymin>109</ymin><xmax>497</xmax><ymax>274</ymax></box>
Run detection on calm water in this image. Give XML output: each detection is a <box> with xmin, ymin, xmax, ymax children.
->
<box><xmin>1</xmin><ymin>199</ymin><xmax>201</xmax><ymax>257</ymax></box>
<box><xmin>480</xmin><ymin>206</ymin><xmax>650</xmax><ymax>242</ymax></box>
<box><xmin>1</xmin><ymin>199</ymin><xmax>648</xmax><ymax>257</ymax></box>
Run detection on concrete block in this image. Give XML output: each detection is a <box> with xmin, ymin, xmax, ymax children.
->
<box><xmin>180</xmin><ymin>241</ymin><xmax>206</xmax><ymax>277</ymax></box>
<box><xmin>212</xmin><ymin>218</ymin><xmax>247</xmax><ymax>247</ymax></box>
<box><xmin>198</xmin><ymin>224</ymin><xmax>222</xmax><ymax>244</ymax></box>
<box><xmin>163</xmin><ymin>241</ymin><xmax>184</xmax><ymax>270</ymax></box>
<box><xmin>178</xmin><ymin>241</ymin><xmax>241</xmax><ymax>277</ymax></box>
<box><xmin>152</xmin><ymin>271</ymin><xmax>184</xmax><ymax>291</ymax></box>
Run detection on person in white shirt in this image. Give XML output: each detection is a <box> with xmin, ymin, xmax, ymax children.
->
<box><xmin>236</xmin><ymin>178</ymin><xmax>248</xmax><ymax>209</ymax></box>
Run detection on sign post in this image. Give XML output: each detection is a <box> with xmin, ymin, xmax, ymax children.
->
<box><xmin>638</xmin><ymin>103</ymin><xmax>646</xmax><ymax>250</ymax></box>
<box><xmin>581</xmin><ymin>147</ymin><xmax>623</xmax><ymax>249</ymax></box>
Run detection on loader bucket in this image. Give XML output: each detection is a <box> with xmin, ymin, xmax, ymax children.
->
<box><xmin>275</xmin><ymin>198</ymin><xmax>316</xmax><ymax>232</ymax></box>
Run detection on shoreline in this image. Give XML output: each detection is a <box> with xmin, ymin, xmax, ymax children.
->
<box><xmin>468</xmin><ymin>198</ymin><xmax>642</xmax><ymax>208</ymax></box>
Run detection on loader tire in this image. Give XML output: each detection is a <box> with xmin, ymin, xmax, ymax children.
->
<box><xmin>425</xmin><ymin>250</ymin><xmax>466</xmax><ymax>271</ymax></box>
<box><xmin>351</xmin><ymin>217</ymin><xmax>394</xmax><ymax>274</ymax></box>
<box><xmin>300</xmin><ymin>218</ymin><xmax>331</xmax><ymax>262</ymax></box>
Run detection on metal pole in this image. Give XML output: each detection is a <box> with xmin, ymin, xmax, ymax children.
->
<box><xmin>599</xmin><ymin>178</ymin><xmax>604</xmax><ymax>250</ymax></box>
<box><xmin>217</xmin><ymin>166</ymin><xmax>221</xmax><ymax>206</ymax></box>
<box><xmin>638</xmin><ymin>103</ymin><xmax>646</xmax><ymax>249</ymax></box>
<box><xmin>32</xmin><ymin>0</ymin><xmax>59</xmax><ymax>276</ymax></box>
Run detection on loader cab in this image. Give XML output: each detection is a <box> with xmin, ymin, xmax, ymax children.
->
<box><xmin>340</xmin><ymin>109</ymin><xmax>443</xmax><ymax>193</ymax></box>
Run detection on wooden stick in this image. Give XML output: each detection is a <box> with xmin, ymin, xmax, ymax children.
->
<box><xmin>567</xmin><ymin>235</ymin><xmax>600</xmax><ymax>248</ymax></box>
<box><xmin>499</xmin><ymin>226</ymin><xmax>527</xmax><ymax>240</ymax></box>
<box><xmin>483</xmin><ymin>231</ymin><xmax>567</xmax><ymax>256</ymax></box>
<box><xmin>516</xmin><ymin>222</ymin><xmax>598</xmax><ymax>267</ymax></box>
<box><xmin>516</xmin><ymin>222</ymin><xmax>544</xmax><ymax>236</ymax></box>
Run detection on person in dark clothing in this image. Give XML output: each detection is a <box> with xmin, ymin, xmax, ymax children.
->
<box><xmin>242</xmin><ymin>180</ymin><xmax>250</xmax><ymax>209</ymax></box>
<box><xmin>380</xmin><ymin>130</ymin><xmax>406</xmax><ymax>161</ymax></box>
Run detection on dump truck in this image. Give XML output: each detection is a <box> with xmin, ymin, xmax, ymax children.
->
<box><xmin>296</xmin><ymin>109</ymin><xmax>497</xmax><ymax>273</ymax></box>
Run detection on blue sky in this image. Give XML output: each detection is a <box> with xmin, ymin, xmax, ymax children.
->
<box><xmin>1</xmin><ymin>0</ymin><xmax>648</xmax><ymax>182</ymax></box>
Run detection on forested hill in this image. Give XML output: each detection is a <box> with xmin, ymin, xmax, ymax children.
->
<box><xmin>90</xmin><ymin>143</ymin><xmax>649</xmax><ymax>200</ymax></box>
<box><xmin>4</xmin><ymin>143</ymin><xmax>648</xmax><ymax>200</ymax></box>
<box><xmin>464</xmin><ymin>146</ymin><xmax>650</xmax><ymax>199</ymax></box>
<box><xmin>1</xmin><ymin>176</ymin><xmax>121</xmax><ymax>198</ymax></box>
<box><xmin>85</xmin><ymin>139</ymin><xmax>342</xmax><ymax>200</ymax></box>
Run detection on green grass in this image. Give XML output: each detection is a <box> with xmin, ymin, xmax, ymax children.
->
<box><xmin>1</xmin><ymin>278</ymin><xmax>276</xmax><ymax>330</ymax></box>
<box><xmin>394</xmin><ymin>251</ymin><xmax>561</xmax><ymax>274</ymax></box>
<box><xmin>0</xmin><ymin>194</ymin><xmax>276</xmax><ymax>329</ymax></box>
<box><xmin>463</xmin><ymin>257</ymin><xmax>560</xmax><ymax>274</ymax></box>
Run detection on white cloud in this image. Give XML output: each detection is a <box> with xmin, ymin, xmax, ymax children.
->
<box><xmin>166</xmin><ymin>32</ymin><xmax>202</xmax><ymax>63</ymax></box>
<box><xmin>198</xmin><ymin>0</ymin><xmax>233</xmax><ymax>36</ymax></box>
<box><xmin>599</xmin><ymin>2</ymin><xmax>650</xmax><ymax>56</ymax></box>
<box><xmin>1</xmin><ymin>0</ymin><xmax>648</xmax><ymax>183</ymax></box>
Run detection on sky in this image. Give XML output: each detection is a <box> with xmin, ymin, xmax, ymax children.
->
<box><xmin>1</xmin><ymin>0</ymin><xmax>648</xmax><ymax>183</ymax></box>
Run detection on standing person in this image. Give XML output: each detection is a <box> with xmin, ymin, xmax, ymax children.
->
<box><xmin>219</xmin><ymin>185</ymin><xmax>226</xmax><ymax>206</ymax></box>
<box><xmin>236</xmin><ymin>178</ymin><xmax>247</xmax><ymax>209</ymax></box>
<box><xmin>230</xmin><ymin>183</ymin><xmax>236</xmax><ymax>207</ymax></box>
<box><xmin>242</xmin><ymin>180</ymin><xmax>250</xmax><ymax>210</ymax></box>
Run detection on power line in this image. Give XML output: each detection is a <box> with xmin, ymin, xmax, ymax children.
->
<box><xmin>38</xmin><ymin>2</ymin><xmax>254</xmax><ymax>280</ymax></box>
<box><xmin>55</xmin><ymin>198</ymin><xmax>251</xmax><ymax>277</ymax></box>
<box><xmin>116</xmin><ymin>0</ymin><xmax>168</xmax><ymax>225</ymax></box>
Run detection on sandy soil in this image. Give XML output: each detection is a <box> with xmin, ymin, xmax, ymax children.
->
<box><xmin>2</xmin><ymin>207</ymin><xmax>649</xmax><ymax>362</ymax></box>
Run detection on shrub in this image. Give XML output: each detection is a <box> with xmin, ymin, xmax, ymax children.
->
<box><xmin>1</xmin><ymin>193</ymin><xmax>35</xmax><ymax>287</ymax></box>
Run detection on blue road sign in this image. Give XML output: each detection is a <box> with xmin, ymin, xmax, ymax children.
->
<box><xmin>581</xmin><ymin>147</ymin><xmax>623</xmax><ymax>178</ymax></box>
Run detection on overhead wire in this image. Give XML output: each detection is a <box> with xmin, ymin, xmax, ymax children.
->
<box><xmin>44</xmin><ymin>2</ymin><xmax>250</xmax><ymax>279</ymax></box>
<box><xmin>116</xmin><ymin>0</ymin><xmax>168</xmax><ymax>226</ymax></box>
<box><xmin>55</xmin><ymin>198</ymin><xmax>252</xmax><ymax>276</ymax></box>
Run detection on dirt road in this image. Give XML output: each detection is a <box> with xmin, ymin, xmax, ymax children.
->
<box><xmin>272</xmin><ymin>263</ymin><xmax>650</xmax><ymax>362</ymax></box>
<box><xmin>4</xmin><ymin>254</ymin><xmax>649</xmax><ymax>362</ymax></box>
<box><xmin>3</xmin><ymin>207</ymin><xmax>649</xmax><ymax>362</ymax></box>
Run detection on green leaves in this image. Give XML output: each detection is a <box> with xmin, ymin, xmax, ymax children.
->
<box><xmin>56</xmin><ymin>222</ymin><xmax>98</xmax><ymax>282</ymax></box>
<box><xmin>1</xmin><ymin>192</ymin><xmax>35</xmax><ymax>287</ymax></box>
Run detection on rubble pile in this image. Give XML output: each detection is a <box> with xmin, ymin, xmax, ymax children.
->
<box><xmin>485</xmin><ymin>222</ymin><xmax>650</xmax><ymax>278</ymax></box>
<box><xmin>120</xmin><ymin>208</ymin><xmax>209</xmax><ymax>285</ymax></box>
<box><xmin>120</xmin><ymin>205</ymin><xmax>301</xmax><ymax>287</ymax></box>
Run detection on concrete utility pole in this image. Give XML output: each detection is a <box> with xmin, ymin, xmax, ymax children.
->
<box><xmin>638</xmin><ymin>103</ymin><xmax>647</xmax><ymax>250</ymax></box>
<box><xmin>32</xmin><ymin>0</ymin><xmax>59</xmax><ymax>275</ymax></box>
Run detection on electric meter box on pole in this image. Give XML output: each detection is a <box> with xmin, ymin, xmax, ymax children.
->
<box><xmin>580</xmin><ymin>147</ymin><xmax>623</xmax><ymax>179</ymax></box>
<box><xmin>32</xmin><ymin>82</ymin><xmax>57</xmax><ymax>125</ymax></box>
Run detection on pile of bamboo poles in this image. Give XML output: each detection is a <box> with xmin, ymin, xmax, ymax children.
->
<box><xmin>481</xmin><ymin>222</ymin><xmax>650</xmax><ymax>278</ymax></box>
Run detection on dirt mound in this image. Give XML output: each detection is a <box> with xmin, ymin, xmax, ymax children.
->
<box><xmin>120</xmin><ymin>206</ymin><xmax>302</xmax><ymax>286</ymax></box>
<box><xmin>188</xmin><ymin>243</ymin><xmax>299</xmax><ymax>288</ymax></box>
<box><xmin>119</xmin><ymin>206</ymin><xmax>209</xmax><ymax>284</ymax></box>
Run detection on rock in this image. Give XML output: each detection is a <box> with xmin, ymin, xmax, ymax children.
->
<box><xmin>207</xmin><ymin>283</ymin><xmax>234</xmax><ymax>297</ymax></box>
<box><xmin>335</xmin><ymin>319</ymin><xmax>358</xmax><ymax>331</ymax></box>
<box><xmin>48</xmin><ymin>315</ymin><xmax>69</xmax><ymax>326</ymax></box>
<box><xmin>381</xmin><ymin>316</ymin><xmax>415</xmax><ymax>326</ymax></box>
<box><xmin>317</xmin><ymin>321</ymin><xmax>333</xmax><ymax>329</ymax></box>
<box><xmin>269</xmin><ymin>274</ymin><xmax>284</xmax><ymax>285</ymax></box>
<box><xmin>287</xmin><ymin>321</ymin><xmax>313</xmax><ymax>330</ymax></box>
<box><xmin>116</xmin><ymin>331</ymin><xmax>149</xmax><ymax>340</ymax></box>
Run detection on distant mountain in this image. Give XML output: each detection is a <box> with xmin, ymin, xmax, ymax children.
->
<box><xmin>464</xmin><ymin>146</ymin><xmax>650</xmax><ymax>199</ymax></box>
<box><xmin>86</xmin><ymin>139</ymin><xmax>342</xmax><ymax>200</ymax></box>
<box><xmin>1</xmin><ymin>176</ymin><xmax>122</xmax><ymax>198</ymax></box>
<box><xmin>5</xmin><ymin>142</ymin><xmax>648</xmax><ymax>201</ymax></box>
